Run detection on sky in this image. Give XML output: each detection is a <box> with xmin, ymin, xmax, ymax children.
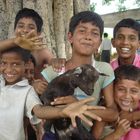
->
<box><xmin>90</xmin><ymin>0</ymin><xmax>139</xmax><ymax>15</ymax></box>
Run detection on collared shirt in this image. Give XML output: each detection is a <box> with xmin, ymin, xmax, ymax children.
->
<box><xmin>110</xmin><ymin>54</ymin><xmax>140</xmax><ymax>70</ymax></box>
<box><xmin>0</xmin><ymin>75</ymin><xmax>42</xmax><ymax>140</ymax></box>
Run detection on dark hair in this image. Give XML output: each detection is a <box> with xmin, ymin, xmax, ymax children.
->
<box><xmin>113</xmin><ymin>18</ymin><xmax>140</xmax><ymax>39</ymax></box>
<box><xmin>104</xmin><ymin>32</ymin><xmax>108</xmax><ymax>38</ymax></box>
<box><xmin>29</xmin><ymin>54</ymin><xmax>36</xmax><ymax>66</ymax></box>
<box><xmin>14</xmin><ymin>8</ymin><xmax>43</xmax><ymax>32</ymax></box>
<box><xmin>69</xmin><ymin>11</ymin><xmax>104</xmax><ymax>37</ymax></box>
<box><xmin>114</xmin><ymin>65</ymin><xmax>140</xmax><ymax>84</ymax></box>
<box><xmin>1</xmin><ymin>46</ymin><xmax>31</xmax><ymax>63</ymax></box>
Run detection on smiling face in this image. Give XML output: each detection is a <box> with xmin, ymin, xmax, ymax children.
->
<box><xmin>68</xmin><ymin>22</ymin><xmax>102</xmax><ymax>57</ymax></box>
<box><xmin>112</xmin><ymin>27</ymin><xmax>140</xmax><ymax>62</ymax></box>
<box><xmin>0</xmin><ymin>52</ymin><xmax>25</xmax><ymax>85</ymax></box>
<box><xmin>14</xmin><ymin>17</ymin><xmax>39</xmax><ymax>37</ymax></box>
<box><xmin>114</xmin><ymin>79</ymin><xmax>140</xmax><ymax>111</ymax></box>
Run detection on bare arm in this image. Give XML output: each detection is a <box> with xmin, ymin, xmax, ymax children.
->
<box><xmin>32</xmin><ymin>97</ymin><xmax>105</xmax><ymax>127</ymax></box>
<box><xmin>92</xmin><ymin>83</ymin><xmax>118</xmax><ymax>139</ymax></box>
<box><xmin>0</xmin><ymin>38</ymin><xmax>16</xmax><ymax>51</ymax></box>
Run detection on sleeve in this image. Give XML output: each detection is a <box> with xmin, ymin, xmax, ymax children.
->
<box><xmin>25</xmin><ymin>87</ymin><xmax>42</xmax><ymax>124</ymax></box>
<box><xmin>102</xmin><ymin>63</ymin><xmax>115</xmax><ymax>88</ymax></box>
<box><xmin>41</xmin><ymin>66</ymin><xmax>59</xmax><ymax>83</ymax></box>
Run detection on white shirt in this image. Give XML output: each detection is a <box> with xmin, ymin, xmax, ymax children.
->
<box><xmin>0</xmin><ymin>75</ymin><xmax>42</xmax><ymax>140</ymax></box>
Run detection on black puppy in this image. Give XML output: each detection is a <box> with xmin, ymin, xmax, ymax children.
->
<box><xmin>41</xmin><ymin>64</ymin><xmax>105</xmax><ymax>140</ymax></box>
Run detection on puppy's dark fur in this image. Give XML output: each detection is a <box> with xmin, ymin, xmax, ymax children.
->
<box><xmin>41</xmin><ymin>64</ymin><xmax>105</xmax><ymax>140</ymax></box>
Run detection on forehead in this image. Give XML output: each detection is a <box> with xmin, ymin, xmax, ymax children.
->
<box><xmin>77</xmin><ymin>22</ymin><xmax>100</xmax><ymax>31</ymax></box>
<box><xmin>115</xmin><ymin>79</ymin><xmax>140</xmax><ymax>88</ymax></box>
<box><xmin>116</xmin><ymin>27</ymin><xmax>139</xmax><ymax>36</ymax></box>
<box><xmin>16</xmin><ymin>17</ymin><xmax>36</xmax><ymax>26</ymax></box>
<box><xmin>1</xmin><ymin>52</ymin><xmax>23</xmax><ymax>61</ymax></box>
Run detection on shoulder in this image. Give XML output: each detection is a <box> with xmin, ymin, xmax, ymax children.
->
<box><xmin>95</xmin><ymin>61</ymin><xmax>114</xmax><ymax>74</ymax></box>
<box><xmin>110</xmin><ymin>58</ymin><xmax>118</xmax><ymax>70</ymax></box>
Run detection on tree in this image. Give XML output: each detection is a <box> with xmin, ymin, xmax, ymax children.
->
<box><xmin>0</xmin><ymin>0</ymin><xmax>90</xmax><ymax>59</ymax></box>
<box><xmin>91</xmin><ymin>0</ymin><xmax>140</xmax><ymax>12</ymax></box>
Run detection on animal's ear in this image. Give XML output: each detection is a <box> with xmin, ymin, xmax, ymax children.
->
<box><xmin>73</xmin><ymin>67</ymin><xmax>82</xmax><ymax>75</ymax></box>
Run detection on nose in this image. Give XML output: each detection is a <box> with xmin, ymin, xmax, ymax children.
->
<box><xmin>22</xmin><ymin>26</ymin><xmax>30</xmax><ymax>34</ymax></box>
<box><xmin>85</xmin><ymin>32</ymin><xmax>92</xmax><ymax>40</ymax></box>
<box><xmin>124</xmin><ymin>90</ymin><xmax>131</xmax><ymax>98</ymax></box>
<box><xmin>123</xmin><ymin>37</ymin><xmax>129</xmax><ymax>45</ymax></box>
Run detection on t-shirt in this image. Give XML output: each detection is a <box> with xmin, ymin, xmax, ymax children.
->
<box><xmin>120</xmin><ymin>102</ymin><xmax>140</xmax><ymax>140</ymax></box>
<box><xmin>0</xmin><ymin>75</ymin><xmax>42</xmax><ymax>140</ymax></box>
<box><xmin>110</xmin><ymin>54</ymin><xmax>140</xmax><ymax>70</ymax></box>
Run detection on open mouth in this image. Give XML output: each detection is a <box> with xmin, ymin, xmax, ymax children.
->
<box><xmin>120</xmin><ymin>47</ymin><xmax>130</xmax><ymax>53</ymax></box>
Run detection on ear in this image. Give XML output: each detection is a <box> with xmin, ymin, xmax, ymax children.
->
<box><xmin>73</xmin><ymin>67</ymin><xmax>82</xmax><ymax>75</ymax></box>
<box><xmin>111</xmin><ymin>38</ymin><xmax>116</xmax><ymax>48</ymax></box>
<box><xmin>67</xmin><ymin>32</ymin><xmax>73</xmax><ymax>44</ymax></box>
<box><xmin>137</xmin><ymin>40</ymin><xmax>140</xmax><ymax>49</ymax></box>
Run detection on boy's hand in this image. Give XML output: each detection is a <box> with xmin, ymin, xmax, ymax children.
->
<box><xmin>14</xmin><ymin>30</ymin><xmax>45</xmax><ymax>51</ymax></box>
<box><xmin>114</xmin><ymin>119</ymin><xmax>131</xmax><ymax>138</ymax></box>
<box><xmin>32</xmin><ymin>79</ymin><xmax>48</xmax><ymax>95</ymax></box>
<box><xmin>61</xmin><ymin>97</ymin><xmax>105</xmax><ymax>127</ymax></box>
<box><xmin>51</xmin><ymin>58</ymin><xmax>66</xmax><ymax>72</ymax></box>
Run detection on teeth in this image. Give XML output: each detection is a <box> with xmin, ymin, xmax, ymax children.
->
<box><xmin>21</xmin><ymin>34</ymin><xmax>25</xmax><ymax>37</ymax></box>
<box><xmin>121</xmin><ymin>48</ymin><xmax>130</xmax><ymax>52</ymax></box>
<box><xmin>6</xmin><ymin>74</ymin><xmax>14</xmax><ymax>77</ymax></box>
<box><xmin>121</xmin><ymin>100</ymin><xmax>131</xmax><ymax>106</ymax></box>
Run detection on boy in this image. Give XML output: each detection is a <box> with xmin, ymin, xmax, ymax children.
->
<box><xmin>41</xmin><ymin>11</ymin><xmax>117</xmax><ymax>136</ymax></box>
<box><xmin>102</xmin><ymin>65</ymin><xmax>140</xmax><ymax>140</ymax></box>
<box><xmin>111</xmin><ymin>18</ymin><xmax>140</xmax><ymax>70</ymax></box>
<box><xmin>0</xmin><ymin>46</ymin><xmax>105</xmax><ymax>140</ymax></box>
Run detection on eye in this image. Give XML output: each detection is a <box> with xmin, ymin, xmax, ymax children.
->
<box><xmin>117</xmin><ymin>87</ymin><xmax>126</xmax><ymax>93</ymax></box>
<box><xmin>116</xmin><ymin>35</ymin><xmax>124</xmax><ymax>40</ymax></box>
<box><xmin>129</xmin><ymin>36</ymin><xmax>137</xmax><ymax>41</ymax></box>
<box><xmin>130</xmin><ymin>89</ymin><xmax>139</xmax><ymax>95</ymax></box>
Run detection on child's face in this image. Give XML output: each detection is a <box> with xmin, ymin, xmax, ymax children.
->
<box><xmin>25</xmin><ymin>60</ymin><xmax>35</xmax><ymax>84</ymax></box>
<box><xmin>114</xmin><ymin>79</ymin><xmax>140</xmax><ymax>111</ymax></box>
<box><xmin>0</xmin><ymin>52</ymin><xmax>26</xmax><ymax>85</ymax></box>
<box><xmin>14</xmin><ymin>17</ymin><xmax>39</xmax><ymax>37</ymax></box>
<box><xmin>112</xmin><ymin>27</ymin><xmax>140</xmax><ymax>59</ymax></box>
<box><xmin>68</xmin><ymin>22</ymin><xmax>102</xmax><ymax>56</ymax></box>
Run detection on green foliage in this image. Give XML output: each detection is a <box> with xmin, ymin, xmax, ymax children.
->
<box><xmin>90</xmin><ymin>2</ymin><xmax>96</xmax><ymax>11</ymax></box>
<box><xmin>90</xmin><ymin>0</ymin><xmax>139</xmax><ymax>13</ymax></box>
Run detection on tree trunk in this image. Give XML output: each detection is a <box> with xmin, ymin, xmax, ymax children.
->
<box><xmin>0</xmin><ymin>0</ymin><xmax>90</xmax><ymax>58</ymax></box>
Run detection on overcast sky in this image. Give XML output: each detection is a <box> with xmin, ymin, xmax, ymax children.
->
<box><xmin>90</xmin><ymin>0</ymin><xmax>139</xmax><ymax>15</ymax></box>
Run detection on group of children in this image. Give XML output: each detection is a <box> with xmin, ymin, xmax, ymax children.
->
<box><xmin>0</xmin><ymin>7</ymin><xmax>140</xmax><ymax>140</ymax></box>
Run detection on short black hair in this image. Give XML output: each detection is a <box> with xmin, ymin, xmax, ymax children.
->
<box><xmin>114</xmin><ymin>65</ymin><xmax>140</xmax><ymax>84</ymax></box>
<box><xmin>14</xmin><ymin>8</ymin><xmax>43</xmax><ymax>32</ymax></box>
<box><xmin>69</xmin><ymin>11</ymin><xmax>104</xmax><ymax>37</ymax></box>
<box><xmin>1</xmin><ymin>46</ymin><xmax>31</xmax><ymax>63</ymax></box>
<box><xmin>113</xmin><ymin>18</ymin><xmax>140</xmax><ymax>39</ymax></box>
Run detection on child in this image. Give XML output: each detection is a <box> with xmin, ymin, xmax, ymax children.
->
<box><xmin>41</xmin><ymin>11</ymin><xmax>118</xmax><ymax>137</ymax></box>
<box><xmin>0</xmin><ymin>46</ymin><xmax>105</xmax><ymax>140</ymax></box>
<box><xmin>111</xmin><ymin>18</ymin><xmax>140</xmax><ymax>70</ymax></box>
<box><xmin>102</xmin><ymin>64</ymin><xmax>140</xmax><ymax>140</ymax></box>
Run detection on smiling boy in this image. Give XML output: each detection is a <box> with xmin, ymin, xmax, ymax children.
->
<box><xmin>111</xmin><ymin>18</ymin><xmax>140</xmax><ymax>70</ymax></box>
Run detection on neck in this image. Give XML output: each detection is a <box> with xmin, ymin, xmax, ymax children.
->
<box><xmin>118</xmin><ymin>55</ymin><xmax>135</xmax><ymax>65</ymax></box>
<box><xmin>66</xmin><ymin>55</ymin><xmax>93</xmax><ymax>70</ymax></box>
